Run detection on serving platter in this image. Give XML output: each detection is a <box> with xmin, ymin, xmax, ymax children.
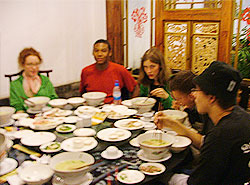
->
<box><xmin>114</xmin><ymin>119</ymin><xmax>145</xmax><ymax>130</ymax></box>
<box><xmin>97</xmin><ymin>128</ymin><xmax>131</xmax><ymax>142</ymax></box>
<box><xmin>21</xmin><ymin>132</ymin><xmax>56</xmax><ymax>146</ymax></box>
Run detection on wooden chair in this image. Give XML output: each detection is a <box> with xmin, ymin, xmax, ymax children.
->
<box><xmin>5</xmin><ymin>70</ymin><xmax>53</xmax><ymax>83</ymax></box>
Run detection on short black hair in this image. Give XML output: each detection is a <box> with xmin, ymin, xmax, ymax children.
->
<box><xmin>94</xmin><ymin>39</ymin><xmax>111</xmax><ymax>51</ymax></box>
<box><xmin>169</xmin><ymin>70</ymin><xmax>196</xmax><ymax>94</ymax></box>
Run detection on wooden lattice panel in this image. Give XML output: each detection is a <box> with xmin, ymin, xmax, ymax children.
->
<box><xmin>192</xmin><ymin>36</ymin><xmax>218</xmax><ymax>74</ymax></box>
<box><xmin>164</xmin><ymin>22</ymin><xmax>188</xmax><ymax>70</ymax></box>
<box><xmin>193</xmin><ymin>23</ymin><xmax>219</xmax><ymax>35</ymax></box>
<box><xmin>164</xmin><ymin>0</ymin><xmax>222</xmax><ymax>10</ymax></box>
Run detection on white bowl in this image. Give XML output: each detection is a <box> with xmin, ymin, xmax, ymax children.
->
<box><xmin>48</xmin><ymin>99</ymin><xmax>68</xmax><ymax>108</ymax></box>
<box><xmin>0</xmin><ymin>106</ymin><xmax>15</xmax><ymax>125</ymax></box>
<box><xmin>0</xmin><ymin>133</ymin><xmax>7</xmax><ymax>162</ymax></box>
<box><xmin>161</xmin><ymin>110</ymin><xmax>188</xmax><ymax>123</ymax></box>
<box><xmin>131</xmin><ymin>97</ymin><xmax>156</xmax><ymax>113</ymax></box>
<box><xmin>67</xmin><ymin>97</ymin><xmax>85</xmax><ymax>108</ymax></box>
<box><xmin>25</xmin><ymin>96</ymin><xmax>50</xmax><ymax>111</ymax></box>
<box><xmin>82</xmin><ymin>92</ymin><xmax>107</xmax><ymax>106</ymax></box>
<box><xmin>49</xmin><ymin>152</ymin><xmax>95</xmax><ymax>182</ymax></box>
<box><xmin>18</xmin><ymin>163</ymin><xmax>53</xmax><ymax>185</ymax></box>
<box><xmin>171</xmin><ymin>136</ymin><xmax>192</xmax><ymax>153</ymax></box>
<box><xmin>137</xmin><ymin>132</ymin><xmax>175</xmax><ymax>160</ymax></box>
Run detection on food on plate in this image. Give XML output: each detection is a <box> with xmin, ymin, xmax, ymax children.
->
<box><xmin>142</xmin><ymin>139</ymin><xmax>169</xmax><ymax>146</ymax></box>
<box><xmin>44</xmin><ymin>142</ymin><xmax>60</xmax><ymax>151</ymax></box>
<box><xmin>33</xmin><ymin>119</ymin><xmax>53</xmax><ymax>125</ymax></box>
<box><xmin>140</xmin><ymin>165</ymin><xmax>162</xmax><ymax>173</ymax></box>
<box><xmin>122</xmin><ymin>120</ymin><xmax>142</xmax><ymax>127</ymax></box>
<box><xmin>55</xmin><ymin>160</ymin><xmax>87</xmax><ymax>171</ymax></box>
<box><xmin>108</xmin><ymin>111</ymin><xmax>128</xmax><ymax>119</ymax></box>
<box><xmin>58</xmin><ymin>125</ymin><xmax>72</xmax><ymax>131</ymax></box>
<box><xmin>44</xmin><ymin>108</ymin><xmax>71</xmax><ymax>117</ymax></box>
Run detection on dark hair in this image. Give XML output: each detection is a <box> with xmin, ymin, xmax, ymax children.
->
<box><xmin>94</xmin><ymin>39</ymin><xmax>111</xmax><ymax>51</ymax></box>
<box><xmin>18</xmin><ymin>47</ymin><xmax>42</xmax><ymax>68</ymax></box>
<box><xmin>138</xmin><ymin>47</ymin><xmax>171</xmax><ymax>86</ymax></box>
<box><xmin>169</xmin><ymin>70</ymin><xmax>196</xmax><ymax>94</ymax></box>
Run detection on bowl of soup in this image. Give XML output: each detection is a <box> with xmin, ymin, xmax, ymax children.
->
<box><xmin>25</xmin><ymin>96</ymin><xmax>50</xmax><ymax>111</ymax></box>
<box><xmin>82</xmin><ymin>92</ymin><xmax>107</xmax><ymax>106</ymax></box>
<box><xmin>131</xmin><ymin>97</ymin><xmax>156</xmax><ymax>113</ymax></box>
<box><xmin>137</xmin><ymin>132</ymin><xmax>175</xmax><ymax>160</ymax></box>
<box><xmin>161</xmin><ymin>110</ymin><xmax>188</xmax><ymax>123</ymax></box>
<box><xmin>0</xmin><ymin>133</ymin><xmax>7</xmax><ymax>162</ymax></box>
<box><xmin>0</xmin><ymin>106</ymin><xmax>16</xmax><ymax>125</ymax></box>
<box><xmin>49</xmin><ymin>152</ymin><xmax>94</xmax><ymax>184</ymax></box>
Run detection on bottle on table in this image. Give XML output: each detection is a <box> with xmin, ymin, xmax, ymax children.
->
<box><xmin>113</xmin><ymin>80</ymin><xmax>121</xmax><ymax>105</ymax></box>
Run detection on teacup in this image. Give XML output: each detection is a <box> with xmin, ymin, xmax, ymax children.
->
<box><xmin>142</xmin><ymin>112</ymin><xmax>154</xmax><ymax>121</ymax></box>
<box><xmin>73</xmin><ymin>138</ymin><xmax>84</xmax><ymax>149</ymax></box>
<box><xmin>106</xmin><ymin>146</ymin><xmax>119</xmax><ymax>157</ymax></box>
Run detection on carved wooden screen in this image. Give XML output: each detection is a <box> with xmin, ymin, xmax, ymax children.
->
<box><xmin>164</xmin><ymin>21</ymin><xmax>219</xmax><ymax>74</ymax></box>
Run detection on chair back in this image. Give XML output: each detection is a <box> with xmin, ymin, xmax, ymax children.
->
<box><xmin>5</xmin><ymin>70</ymin><xmax>53</xmax><ymax>83</ymax></box>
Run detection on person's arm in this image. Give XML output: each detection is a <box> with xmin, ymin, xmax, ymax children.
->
<box><xmin>154</xmin><ymin>112</ymin><xmax>203</xmax><ymax>149</ymax></box>
<box><xmin>10</xmin><ymin>82</ymin><xmax>25</xmax><ymax>112</ymax></box>
<box><xmin>132</xmin><ymin>84</ymin><xmax>140</xmax><ymax>97</ymax></box>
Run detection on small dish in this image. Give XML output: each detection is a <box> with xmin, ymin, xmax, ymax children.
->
<box><xmin>21</xmin><ymin>132</ymin><xmax>56</xmax><ymax>146</ymax></box>
<box><xmin>137</xmin><ymin>149</ymin><xmax>172</xmax><ymax>162</ymax></box>
<box><xmin>14</xmin><ymin>130</ymin><xmax>34</xmax><ymax>139</ymax></box>
<box><xmin>139</xmin><ymin>162</ymin><xmax>166</xmax><ymax>175</ymax></box>
<box><xmin>12</xmin><ymin>113</ymin><xmax>29</xmax><ymax>120</ymax></box>
<box><xmin>40</xmin><ymin>141</ymin><xmax>61</xmax><ymax>153</ymax></box>
<box><xmin>117</xmin><ymin>170</ymin><xmax>145</xmax><ymax>184</ymax></box>
<box><xmin>56</xmin><ymin>124</ymin><xmax>76</xmax><ymax>133</ymax></box>
<box><xmin>101</xmin><ymin>146</ymin><xmax>123</xmax><ymax>160</ymax></box>
<box><xmin>73</xmin><ymin>128</ymin><xmax>96</xmax><ymax>137</ymax></box>
<box><xmin>129</xmin><ymin>137</ymin><xmax>140</xmax><ymax>147</ymax></box>
<box><xmin>114</xmin><ymin>119</ymin><xmax>145</xmax><ymax>130</ymax></box>
<box><xmin>60</xmin><ymin>137</ymin><xmax>98</xmax><ymax>152</ymax></box>
<box><xmin>0</xmin><ymin>158</ymin><xmax>18</xmax><ymax>176</ymax></box>
<box><xmin>63</xmin><ymin>116</ymin><xmax>81</xmax><ymax>124</ymax></box>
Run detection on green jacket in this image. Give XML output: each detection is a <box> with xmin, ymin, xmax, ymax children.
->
<box><xmin>10</xmin><ymin>74</ymin><xmax>58</xmax><ymax>111</ymax></box>
<box><xmin>139</xmin><ymin>84</ymin><xmax>173</xmax><ymax>110</ymax></box>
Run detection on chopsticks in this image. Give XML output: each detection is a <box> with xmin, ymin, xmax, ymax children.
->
<box><xmin>20</xmin><ymin>96</ymin><xmax>35</xmax><ymax>106</ymax></box>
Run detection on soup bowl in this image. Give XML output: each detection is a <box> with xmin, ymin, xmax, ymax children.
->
<box><xmin>49</xmin><ymin>152</ymin><xmax>94</xmax><ymax>184</ymax></box>
<box><xmin>25</xmin><ymin>96</ymin><xmax>50</xmax><ymax>111</ymax></box>
<box><xmin>131</xmin><ymin>97</ymin><xmax>156</xmax><ymax>114</ymax></box>
<box><xmin>48</xmin><ymin>98</ymin><xmax>68</xmax><ymax>109</ymax></box>
<box><xmin>137</xmin><ymin>132</ymin><xmax>175</xmax><ymax>160</ymax></box>
<box><xmin>0</xmin><ymin>133</ymin><xmax>7</xmax><ymax>162</ymax></box>
<box><xmin>0</xmin><ymin>106</ymin><xmax>15</xmax><ymax>125</ymax></box>
<box><xmin>67</xmin><ymin>97</ymin><xmax>85</xmax><ymax>108</ymax></box>
<box><xmin>82</xmin><ymin>92</ymin><xmax>107</xmax><ymax>106</ymax></box>
<box><xmin>161</xmin><ymin>110</ymin><xmax>188</xmax><ymax>123</ymax></box>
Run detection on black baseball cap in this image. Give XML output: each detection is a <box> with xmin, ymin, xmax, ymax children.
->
<box><xmin>193</xmin><ymin>61</ymin><xmax>242</xmax><ymax>99</ymax></box>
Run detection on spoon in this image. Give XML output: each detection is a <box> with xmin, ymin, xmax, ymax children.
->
<box><xmin>68</xmin><ymin>163</ymin><xmax>91</xmax><ymax>170</ymax></box>
<box><xmin>20</xmin><ymin>96</ymin><xmax>36</xmax><ymax>107</ymax></box>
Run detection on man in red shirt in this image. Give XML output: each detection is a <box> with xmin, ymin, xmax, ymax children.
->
<box><xmin>79</xmin><ymin>39</ymin><xmax>137</xmax><ymax>104</ymax></box>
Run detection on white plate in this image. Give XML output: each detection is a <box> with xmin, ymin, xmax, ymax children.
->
<box><xmin>63</xmin><ymin>116</ymin><xmax>81</xmax><ymax>123</ymax></box>
<box><xmin>137</xmin><ymin>149</ymin><xmax>172</xmax><ymax>162</ymax></box>
<box><xmin>0</xmin><ymin>158</ymin><xmax>18</xmax><ymax>176</ymax></box>
<box><xmin>56</xmin><ymin>124</ymin><xmax>76</xmax><ymax>133</ymax></box>
<box><xmin>40</xmin><ymin>141</ymin><xmax>61</xmax><ymax>153</ymax></box>
<box><xmin>21</xmin><ymin>132</ymin><xmax>56</xmax><ymax>146</ymax></box>
<box><xmin>0</xmin><ymin>119</ymin><xmax>15</xmax><ymax>127</ymax></box>
<box><xmin>101</xmin><ymin>150</ymin><xmax>123</xmax><ymax>160</ymax></box>
<box><xmin>97</xmin><ymin>128</ymin><xmax>131</xmax><ymax>142</ymax></box>
<box><xmin>73</xmin><ymin>128</ymin><xmax>96</xmax><ymax>137</ymax></box>
<box><xmin>74</xmin><ymin>106</ymin><xmax>99</xmax><ymax>117</ymax></box>
<box><xmin>117</xmin><ymin>170</ymin><xmax>145</xmax><ymax>184</ymax></box>
<box><xmin>14</xmin><ymin>130</ymin><xmax>34</xmax><ymax>139</ymax></box>
<box><xmin>52</xmin><ymin>172</ymin><xmax>93</xmax><ymax>185</ymax></box>
<box><xmin>107</xmin><ymin>109</ymin><xmax>137</xmax><ymax>120</ymax></box>
<box><xmin>30</xmin><ymin>118</ymin><xmax>62</xmax><ymax>130</ymax></box>
<box><xmin>43</xmin><ymin>108</ymin><xmax>73</xmax><ymax>117</ymax></box>
<box><xmin>129</xmin><ymin>137</ymin><xmax>140</xmax><ymax>147</ymax></box>
<box><xmin>12</xmin><ymin>113</ymin><xmax>29</xmax><ymax>120</ymax></box>
<box><xmin>61</xmin><ymin>137</ymin><xmax>98</xmax><ymax>152</ymax></box>
<box><xmin>172</xmin><ymin>136</ymin><xmax>192</xmax><ymax>148</ymax></box>
<box><xmin>17</xmin><ymin>118</ymin><xmax>35</xmax><ymax>127</ymax></box>
<box><xmin>27</xmin><ymin>106</ymin><xmax>51</xmax><ymax>114</ymax></box>
<box><xmin>114</xmin><ymin>119</ymin><xmax>145</xmax><ymax>130</ymax></box>
<box><xmin>139</xmin><ymin>162</ymin><xmax>166</xmax><ymax>175</ymax></box>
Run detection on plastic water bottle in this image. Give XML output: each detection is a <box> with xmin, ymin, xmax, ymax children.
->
<box><xmin>113</xmin><ymin>80</ymin><xmax>121</xmax><ymax>105</ymax></box>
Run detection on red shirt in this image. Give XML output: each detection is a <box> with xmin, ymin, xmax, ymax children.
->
<box><xmin>80</xmin><ymin>62</ymin><xmax>137</xmax><ymax>103</ymax></box>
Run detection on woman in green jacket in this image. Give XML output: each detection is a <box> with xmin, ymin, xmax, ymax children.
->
<box><xmin>10</xmin><ymin>47</ymin><xmax>58</xmax><ymax>112</ymax></box>
<box><xmin>133</xmin><ymin>47</ymin><xmax>173</xmax><ymax>111</ymax></box>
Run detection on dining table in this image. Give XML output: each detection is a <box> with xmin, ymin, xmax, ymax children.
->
<box><xmin>0</xmin><ymin>103</ymin><xmax>193</xmax><ymax>185</ymax></box>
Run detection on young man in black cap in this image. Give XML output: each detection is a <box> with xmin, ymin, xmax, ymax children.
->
<box><xmin>155</xmin><ymin>61</ymin><xmax>250</xmax><ymax>185</ymax></box>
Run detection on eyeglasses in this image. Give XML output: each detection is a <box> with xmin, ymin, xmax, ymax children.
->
<box><xmin>190</xmin><ymin>88</ymin><xmax>202</xmax><ymax>92</ymax></box>
<box><xmin>25</xmin><ymin>62</ymin><xmax>40</xmax><ymax>67</ymax></box>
